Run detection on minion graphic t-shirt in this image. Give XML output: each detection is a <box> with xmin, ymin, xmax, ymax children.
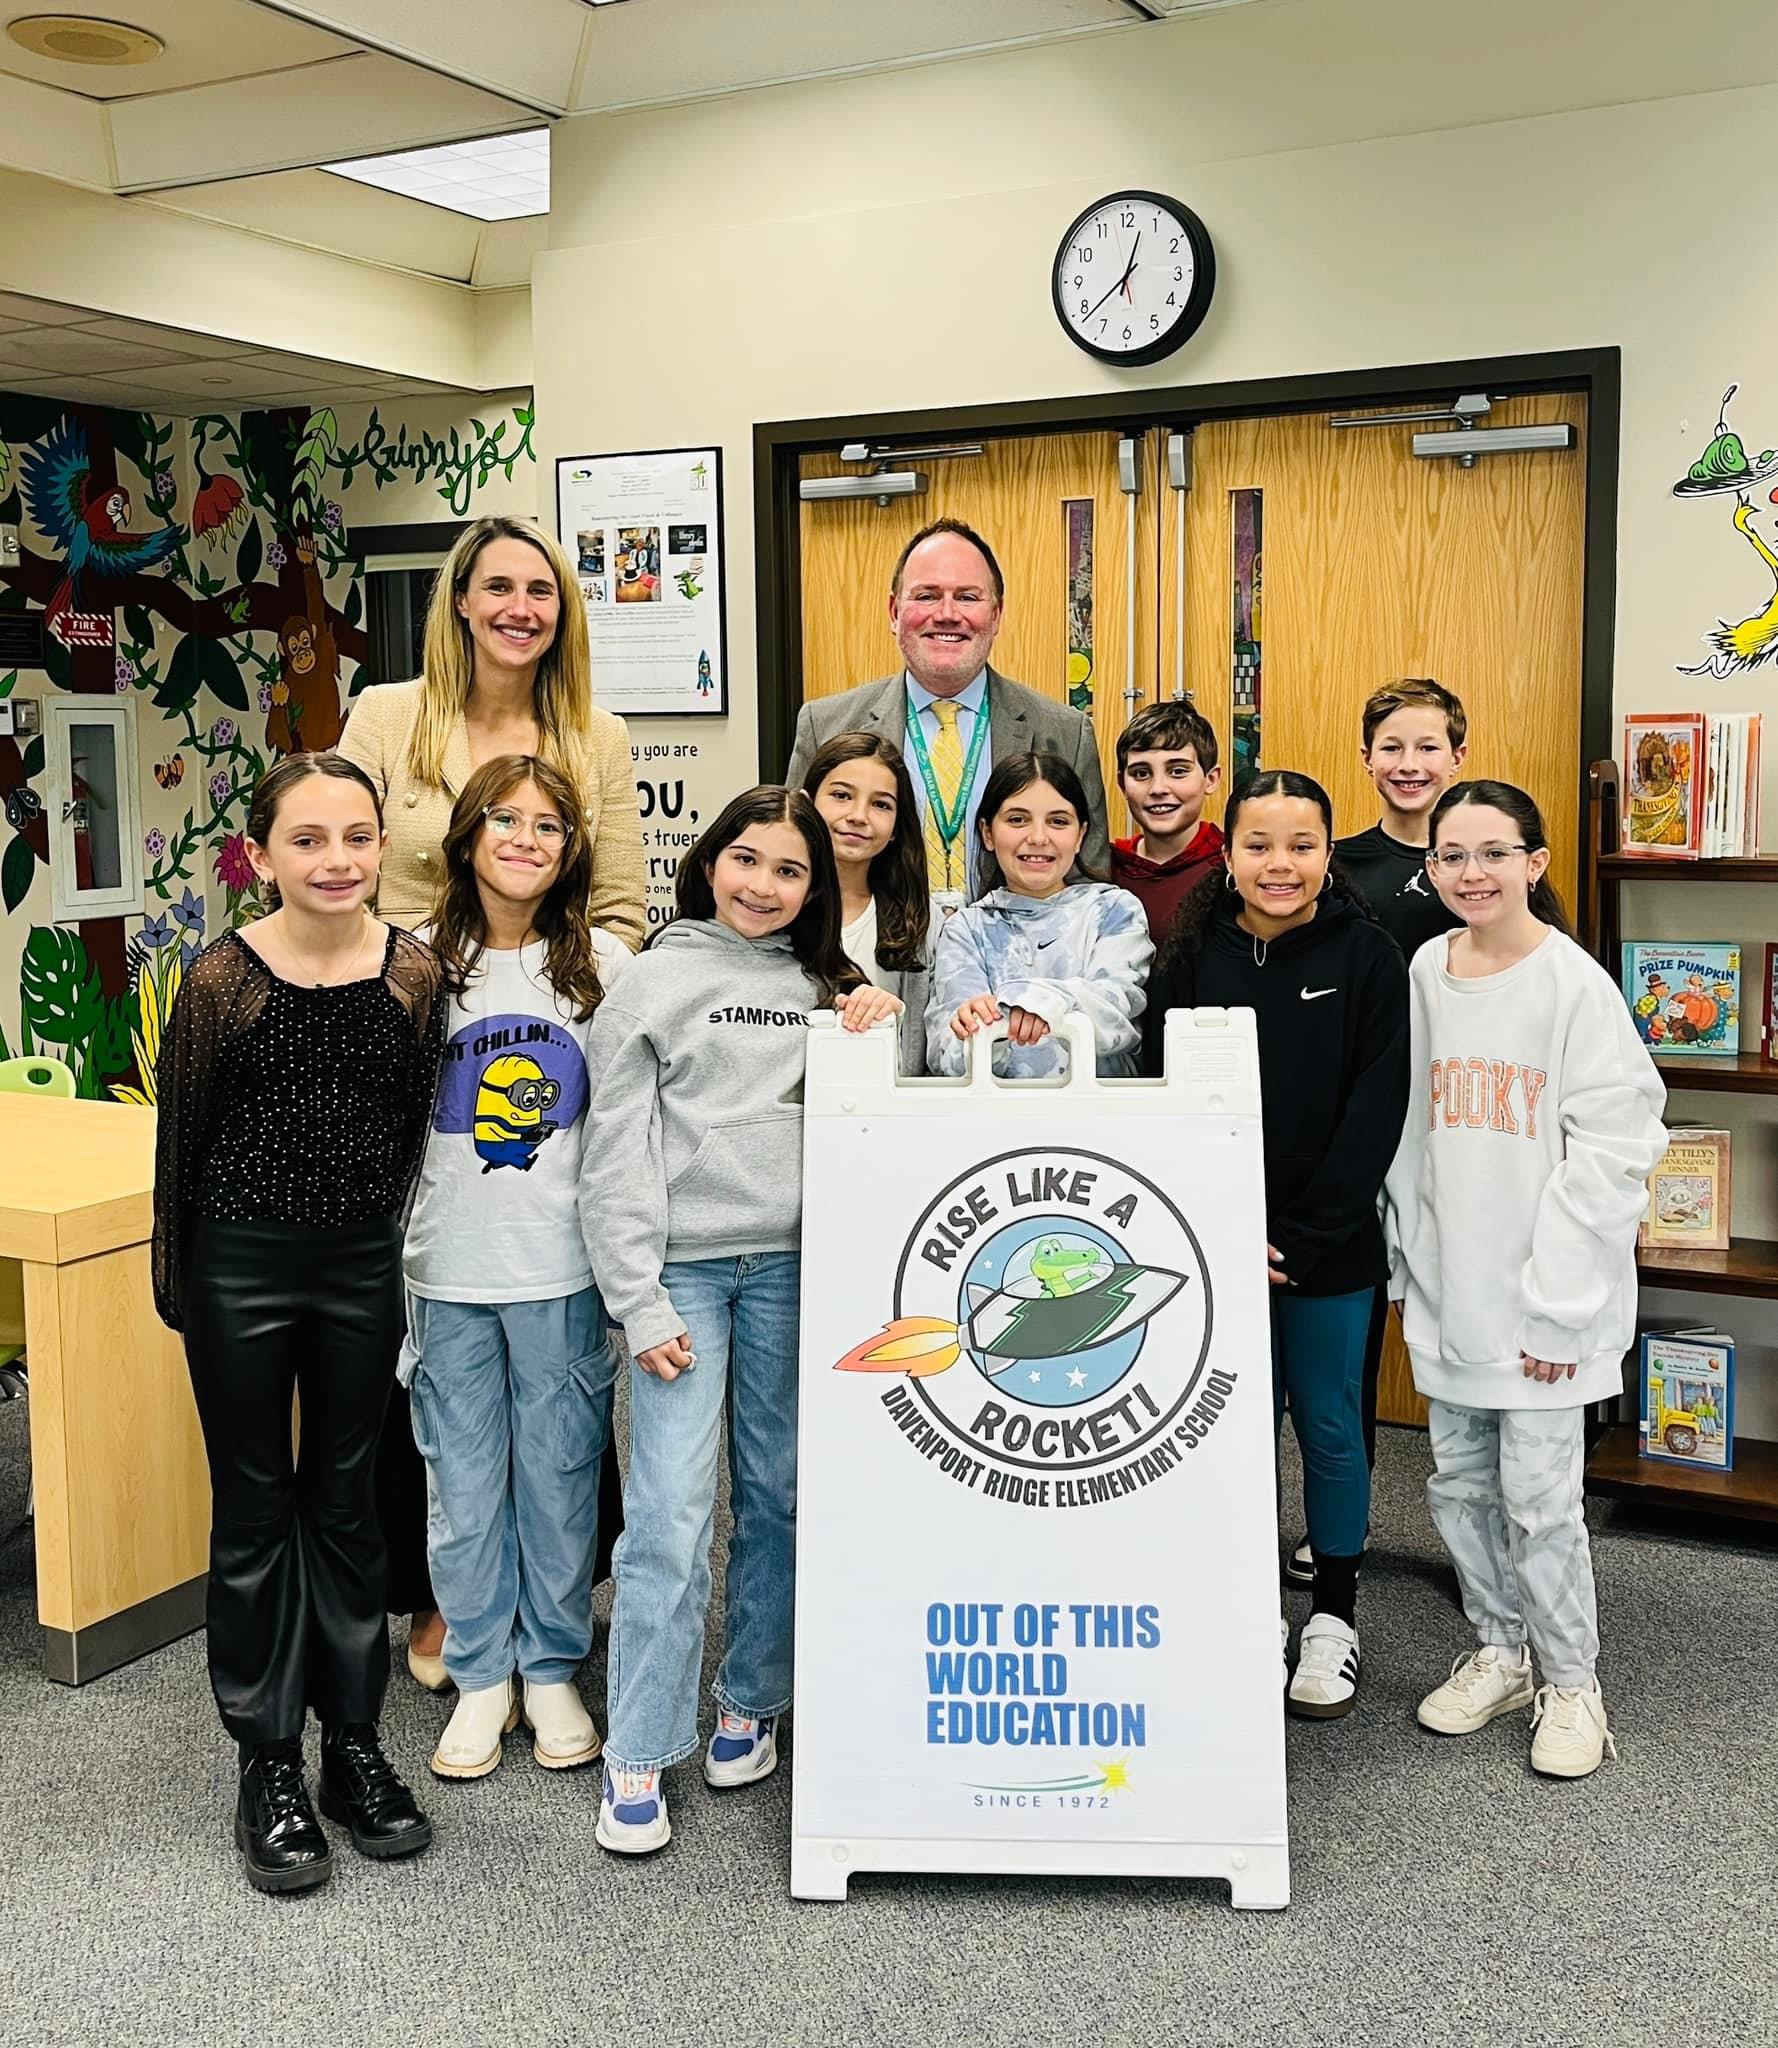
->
<box><xmin>404</xmin><ymin>932</ymin><xmax>630</xmax><ymax>1304</ymax></box>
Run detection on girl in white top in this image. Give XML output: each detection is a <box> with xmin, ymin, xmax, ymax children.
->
<box><xmin>1385</xmin><ymin>781</ymin><xmax>1666</xmax><ymax>1780</ymax></box>
<box><xmin>402</xmin><ymin>753</ymin><xmax>630</xmax><ymax>1784</ymax></box>
<box><xmin>801</xmin><ymin>730</ymin><xmax>932</xmax><ymax>1076</ymax></box>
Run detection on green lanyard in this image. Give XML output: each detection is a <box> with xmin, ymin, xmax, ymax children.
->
<box><xmin>904</xmin><ymin>685</ymin><xmax>991</xmax><ymax>851</ymax></box>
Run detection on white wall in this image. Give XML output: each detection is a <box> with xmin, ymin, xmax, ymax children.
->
<box><xmin>534</xmin><ymin>0</ymin><xmax>1778</xmax><ymax>1430</ymax></box>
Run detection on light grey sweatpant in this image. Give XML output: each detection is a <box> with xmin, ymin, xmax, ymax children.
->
<box><xmin>1425</xmin><ymin>1400</ymin><xmax>1598</xmax><ymax>1688</ymax></box>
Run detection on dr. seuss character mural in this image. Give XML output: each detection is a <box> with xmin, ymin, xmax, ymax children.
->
<box><xmin>1673</xmin><ymin>384</ymin><xmax>1778</xmax><ymax>678</ymax></box>
<box><xmin>0</xmin><ymin>389</ymin><xmax>536</xmax><ymax>1094</ymax></box>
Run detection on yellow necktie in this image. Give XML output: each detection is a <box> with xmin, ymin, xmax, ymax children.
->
<box><xmin>923</xmin><ymin>700</ymin><xmax>967</xmax><ymax>892</ymax></box>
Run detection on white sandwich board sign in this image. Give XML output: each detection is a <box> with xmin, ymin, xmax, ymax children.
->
<box><xmin>791</xmin><ymin>1009</ymin><xmax>1288</xmax><ymax>1908</ymax></box>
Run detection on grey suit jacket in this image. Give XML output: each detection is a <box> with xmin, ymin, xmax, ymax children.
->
<box><xmin>785</xmin><ymin>666</ymin><xmax>1111</xmax><ymax>886</ymax></box>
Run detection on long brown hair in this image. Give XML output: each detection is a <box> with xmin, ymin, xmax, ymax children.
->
<box><xmin>429</xmin><ymin>754</ymin><xmax>606</xmax><ymax>1021</ymax></box>
<box><xmin>407</xmin><ymin>516</ymin><xmax>596</xmax><ymax>788</ymax></box>
<box><xmin>668</xmin><ymin>785</ymin><xmax>863</xmax><ymax>1009</ymax></box>
<box><xmin>800</xmin><ymin>731</ymin><xmax>930</xmax><ymax>972</ymax></box>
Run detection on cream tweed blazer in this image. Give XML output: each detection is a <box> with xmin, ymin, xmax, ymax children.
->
<box><xmin>338</xmin><ymin>678</ymin><xmax>647</xmax><ymax>949</ymax></box>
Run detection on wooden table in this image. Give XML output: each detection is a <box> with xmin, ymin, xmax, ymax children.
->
<box><xmin>0</xmin><ymin>1095</ymin><xmax>209</xmax><ymax>1682</ymax></box>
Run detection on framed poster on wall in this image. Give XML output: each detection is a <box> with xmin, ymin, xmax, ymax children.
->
<box><xmin>554</xmin><ymin>447</ymin><xmax>728</xmax><ymax>717</ymax></box>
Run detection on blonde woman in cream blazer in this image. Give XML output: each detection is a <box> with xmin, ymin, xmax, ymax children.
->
<box><xmin>338</xmin><ymin>514</ymin><xmax>646</xmax><ymax>1691</ymax></box>
<box><xmin>339</xmin><ymin>517</ymin><xmax>646</xmax><ymax>946</ymax></box>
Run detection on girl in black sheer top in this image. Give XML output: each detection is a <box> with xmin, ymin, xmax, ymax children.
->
<box><xmin>152</xmin><ymin>753</ymin><xmax>444</xmax><ymax>1894</ymax></box>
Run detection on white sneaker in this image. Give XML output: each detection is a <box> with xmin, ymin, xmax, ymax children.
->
<box><xmin>596</xmin><ymin>1766</ymin><xmax>671</xmax><ymax>1854</ymax></box>
<box><xmin>1530</xmin><ymin>1683</ymin><xmax>1617</xmax><ymax>1779</ymax></box>
<box><xmin>1286</xmin><ymin>1613</ymin><xmax>1360</xmax><ymax>1719</ymax></box>
<box><xmin>1417</xmin><ymin>1645</ymin><xmax>1534</xmax><ymax>1735</ymax></box>
<box><xmin>1283</xmin><ymin>1537</ymin><xmax>1313</xmax><ymax>1587</ymax></box>
<box><xmin>703</xmin><ymin>1711</ymin><xmax>778</xmax><ymax>1788</ymax></box>
<box><xmin>523</xmin><ymin>1678</ymin><xmax>603</xmax><ymax>1770</ymax></box>
<box><xmin>430</xmin><ymin>1677</ymin><xmax>519</xmax><ymax>1780</ymax></box>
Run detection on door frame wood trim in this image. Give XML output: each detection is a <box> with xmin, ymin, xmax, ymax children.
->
<box><xmin>753</xmin><ymin>348</ymin><xmax>1621</xmax><ymax>841</ymax></box>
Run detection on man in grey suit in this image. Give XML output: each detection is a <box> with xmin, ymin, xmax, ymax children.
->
<box><xmin>786</xmin><ymin>518</ymin><xmax>1109</xmax><ymax>901</ymax></box>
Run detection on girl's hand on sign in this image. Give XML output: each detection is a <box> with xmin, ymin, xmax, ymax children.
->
<box><xmin>835</xmin><ymin>985</ymin><xmax>904</xmax><ymax>1034</ymax></box>
<box><xmin>1005</xmin><ymin>1006</ymin><xmax>1050</xmax><ymax>1048</ymax></box>
<box><xmin>1520</xmin><ymin>1351</ymin><xmax>1576</xmax><ymax>1383</ymax></box>
<box><xmin>638</xmin><ymin>1333</ymin><xmax>696</xmax><ymax>1382</ymax></box>
<box><xmin>1266</xmin><ymin>1242</ymin><xmax>1289</xmax><ymax>1288</ymax></box>
<box><xmin>949</xmin><ymin>994</ymin><xmax>1002</xmax><ymax>1041</ymax></box>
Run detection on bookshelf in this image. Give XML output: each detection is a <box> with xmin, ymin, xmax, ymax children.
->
<box><xmin>1582</xmin><ymin>759</ymin><xmax>1777</xmax><ymax>1521</ymax></box>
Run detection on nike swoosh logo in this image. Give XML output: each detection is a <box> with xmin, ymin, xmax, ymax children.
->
<box><xmin>1300</xmin><ymin>987</ymin><xmax>1337</xmax><ymax>1001</ymax></box>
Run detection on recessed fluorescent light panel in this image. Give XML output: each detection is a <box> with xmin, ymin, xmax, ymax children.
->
<box><xmin>324</xmin><ymin>129</ymin><xmax>550</xmax><ymax>221</ymax></box>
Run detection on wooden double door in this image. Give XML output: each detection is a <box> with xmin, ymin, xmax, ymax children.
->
<box><xmin>797</xmin><ymin>393</ymin><xmax>1588</xmax><ymax>1423</ymax></box>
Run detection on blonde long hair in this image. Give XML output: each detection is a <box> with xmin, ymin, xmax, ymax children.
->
<box><xmin>406</xmin><ymin>515</ymin><xmax>595</xmax><ymax>787</ymax></box>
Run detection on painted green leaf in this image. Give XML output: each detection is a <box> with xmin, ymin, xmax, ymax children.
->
<box><xmin>21</xmin><ymin>926</ymin><xmax>103</xmax><ymax>1049</ymax></box>
<box><xmin>124</xmin><ymin>606</ymin><xmax>154</xmax><ymax>649</ymax></box>
<box><xmin>21</xmin><ymin>733</ymin><xmax>42</xmax><ymax>778</ymax></box>
<box><xmin>80</xmin><ymin>987</ymin><xmax>140</xmax><ymax>1096</ymax></box>
<box><xmin>110</xmin><ymin>412</ymin><xmax>151</xmax><ymax>476</ymax></box>
<box><xmin>235</xmin><ymin>518</ymin><xmax>263</xmax><ymax>588</ymax></box>
<box><xmin>160</xmin><ymin>632</ymin><xmax>249</xmax><ymax>715</ymax></box>
<box><xmin>0</xmin><ymin>669</ymin><xmax>14</xmax><ymax>698</ymax></box>
<box><xmin>40</xmin><ymin>631</ymin><xmax>70</xmax><ymax>690</ymax></box>
<box><xmin>344</xmin><ymin>580</ymin><xmax>362</xmax><ymax>626</ymax></box>
<box><xmin>2</xmin><ymin>832</ymin><xmax>34</xmax><ymax>913</ymax></box>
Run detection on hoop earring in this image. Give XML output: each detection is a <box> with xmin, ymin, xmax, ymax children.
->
<box><xmin>1319</xmin><ymin>871</ymin><xmax>1331</xmax><ymax>896</ymax></box>
<box><xmin>1224</xmin><ymin>869</ymin><xmax>1237</xmax><ymax>892</ymax></box>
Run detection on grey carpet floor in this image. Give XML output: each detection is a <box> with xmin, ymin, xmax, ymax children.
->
<box><xmin>0</xmin><ymin>1389</ymin><xmax>1771</xmax><ymax>2048</ymax></box>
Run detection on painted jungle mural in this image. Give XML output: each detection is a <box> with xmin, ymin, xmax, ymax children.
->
<box><xmin>0</xmin><ymin>388</ymin><xmax>536</xmax><ymax>1096</ymax></box>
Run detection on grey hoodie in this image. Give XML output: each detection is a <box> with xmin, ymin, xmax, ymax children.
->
<box><xmin>579</xmin><ymin>917</ymin><xmax>819</xmax><ymax>1351</ymax></box>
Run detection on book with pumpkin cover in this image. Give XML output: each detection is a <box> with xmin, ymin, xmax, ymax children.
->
<box><xmin>1621</xmin><ymin>713</ymin><xmax>1705</xmax><ymax>858</ymax></box>
<box><xmin>1622</xmin><ymin>942</ymin><xmax>1740</xmax><ymax>1057</ymax></box>
<box><xmin>1640</xmin><ymin>1127</ymin><xmax>1731</xmax><ymax>1252</ymax></box>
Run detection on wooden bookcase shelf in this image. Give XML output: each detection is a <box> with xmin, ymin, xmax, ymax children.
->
<box><xmin>1584</xmin><ymin>1424</ymin><xmax>1778</xmax><ymax>1523</ymax></box>
<box><xmin>1582</xmin><ymin>760</ymin><xmax>1776</xmax><ymax>1523</ymax></box>
<box><xmin>1654</xmin><ymin>1052</ymin><xmax>1778</xmax><ymax>1094</ymax></box>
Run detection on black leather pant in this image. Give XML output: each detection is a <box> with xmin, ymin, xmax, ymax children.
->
<box><xmin>184</xmin><ymin>1217</ymin><xmax>401</xmax><ymax>1745</ymax></box>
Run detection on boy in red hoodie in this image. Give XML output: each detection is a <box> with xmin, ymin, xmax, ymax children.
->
<box><xmin>1110</xmin><ymin>698</ymin><xmax>1224</xmax><ymax>942</ymax></box>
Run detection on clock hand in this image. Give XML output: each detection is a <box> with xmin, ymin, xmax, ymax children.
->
<box><xmin>1085</xmin><ymin>242</ymin><xmax>1139</xmax><ymax>320</ymax></box>
<box><xmin>1120</xmin><ymin>231</ymin><xmax>1142</xmax><ymax>302</ymax></box>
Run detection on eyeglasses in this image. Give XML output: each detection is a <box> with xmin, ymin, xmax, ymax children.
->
<box><xmin>1426</xmin><ymin>844</ymin><xmax>1529</xmax><ymax>873</ymax></box>
<box><xmin>483</xmin><ymin>805</ymin><xmax>571</xmax><ymax>846</ymax></box>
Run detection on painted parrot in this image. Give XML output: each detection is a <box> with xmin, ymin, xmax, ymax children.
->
<box><xmin>18</xmin><ymin>417</ymin><xmax>183</xmax><ymax>648</ymax></box>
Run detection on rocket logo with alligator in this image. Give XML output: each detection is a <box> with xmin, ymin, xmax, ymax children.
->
<box><xmin>837</xmin><ymin>1146</ymin><xmax>1217</xmax><ymax>1490</ymax></box>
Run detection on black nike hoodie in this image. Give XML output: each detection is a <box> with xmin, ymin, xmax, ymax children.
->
<box><xmin>1142</xmin><ymin>886</ymin><xmax>1410</xmax><ymax>1296</ymax></box>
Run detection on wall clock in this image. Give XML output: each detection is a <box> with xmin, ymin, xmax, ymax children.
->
<box><xmin>1052</xmin><ymin>191</ymin><xmax>1216</xmax><ymax>366</ymax></box>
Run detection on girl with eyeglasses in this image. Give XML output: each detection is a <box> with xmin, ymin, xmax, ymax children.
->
<box><xmin>400</xmin><ymin>755</ymin><xmax>631</xmax><ymax>1782</ymax></box>
<box><xmin>1386</xmin><ymin>781</ymin><xmax>1666</xmax><ymax>1779</ymax></box>
<box><xmin>1143</xmin><ymin>770</ymin><xmax>1409</xmax><ymax>1722</ymax></box>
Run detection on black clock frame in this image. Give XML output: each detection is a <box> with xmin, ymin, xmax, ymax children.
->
<box><xmin>1051</xmin><ymin>190</ymin><xmax>1216</xmax><ymax>368</ymax></box>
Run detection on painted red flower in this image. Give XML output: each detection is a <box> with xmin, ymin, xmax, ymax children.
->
<box><xmin>215</xmin><ymin>832</ymin><xmax>254</xmax><ymax>892</ymax></box>
<box><xmin>192</xmin><ymin>474</ymin><xmax>247</xmax><ymax>545</ymax></box>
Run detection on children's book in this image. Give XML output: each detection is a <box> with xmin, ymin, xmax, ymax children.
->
<box><xmin>1621</xmin><ymin>713</ymin><xmax>1705</xmax><ymax>858</ymax></box>
<box><xmin>1763</xmin><ymin>943</ymin><xmax>1778</xmax><ymax>1064</ymax></box>
<box><xmin>1640</xmin><ymin>1127</ymin><xmax>1731</xmax><ymax>1251</ymax></box>
<box><xmin>1622</xmin><ymin>942</ymin><xmax>1741</xmax><ymax>1057</ymax></box>
<box><xmin>1639</xmin><ymin>1328</ymin><xmax>1734</xmax><ymax>1471</ymax></box>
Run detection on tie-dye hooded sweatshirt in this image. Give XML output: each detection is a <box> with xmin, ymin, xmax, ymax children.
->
<box><xmin>925</xmin><ymin>882</ymin><xmax>1153</xmax><ymax>1079</ymax></box>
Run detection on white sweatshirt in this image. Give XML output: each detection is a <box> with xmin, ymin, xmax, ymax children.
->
<box><xmin>1384</xmin><ymin>928</ymin><xmax>1667</xmax><ymax>1409</ymax></box>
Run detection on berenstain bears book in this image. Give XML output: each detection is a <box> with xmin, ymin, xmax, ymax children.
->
<box><xmin>1640</xmin><ymin>1128</ymin><xmax>1731</xmax><ymax>1252</ymax></box>
<box><xmin>1621</xmin><ymin>713</ymin><xmax>1705</xmax><ymax>858</ymax></box>
<box><xmin>1622</xmin><ymin>943</ymin><xmax>1741</xmax><ymax>1057</ymax></box>
<box><xmin>1639</xmin><ymin>1329</ymin><xmax>1735</xmax><ymax>1471</ymax></box>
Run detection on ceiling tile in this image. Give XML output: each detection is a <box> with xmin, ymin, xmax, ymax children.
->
<box><xmin>0</xmin><ymin>0</ymin><xmax>353</xmax><ymax>102</ymax></box>
<box><xmin>229</xmin><ymin>349</ymin><xmax>384</xmax><ymax>383</ymax></box>
<box><xmin>1</xmin><ymin>331</ymin><xmax>196</xmax><ymax>373</ymax></box>
<box><xmin>108</xmin><ymin>361</ymin><xmax>307</xmax><ymax>399</ymax></box>
<box><xmin>74</xmin><ymin>317</ymin><xmax>252</xmax><ymax>359</ymax></box>
<box><xmin>0</xmin><ymin>293</ymin><xmax>94</xmax><ymax>325</ymax></box>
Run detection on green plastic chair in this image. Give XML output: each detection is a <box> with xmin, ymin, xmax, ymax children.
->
<box><xmin>0</xmin><ymin>1055</ymin><xmax>75</xmax><ymax>1098</ymax></box>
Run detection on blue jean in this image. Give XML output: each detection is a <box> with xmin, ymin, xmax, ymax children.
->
<box><xmin>605</xmin><ymin>1252</ymin><xmax>800</xmax><ymax>1773</ymax></box>
<box><xmin>401</xmin><ymin>1288</ymin><xmax>615</xmax><ymax>1692</ymax></box>
<box><xmin>1271</xmin><ymin>1287</ymin><xmax>1373</xmax><ymax>1559</ymax></box>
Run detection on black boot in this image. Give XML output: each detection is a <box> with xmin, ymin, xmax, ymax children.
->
<box><xmin>235</xmin><ymin>1740</ymin><xmax>333</xmax><ymax>1894</ymax></box>
<box><xmin>318</xmin><ymin>1724</ymin><xmax>433</xmax><ymax>1860</ymax></box>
